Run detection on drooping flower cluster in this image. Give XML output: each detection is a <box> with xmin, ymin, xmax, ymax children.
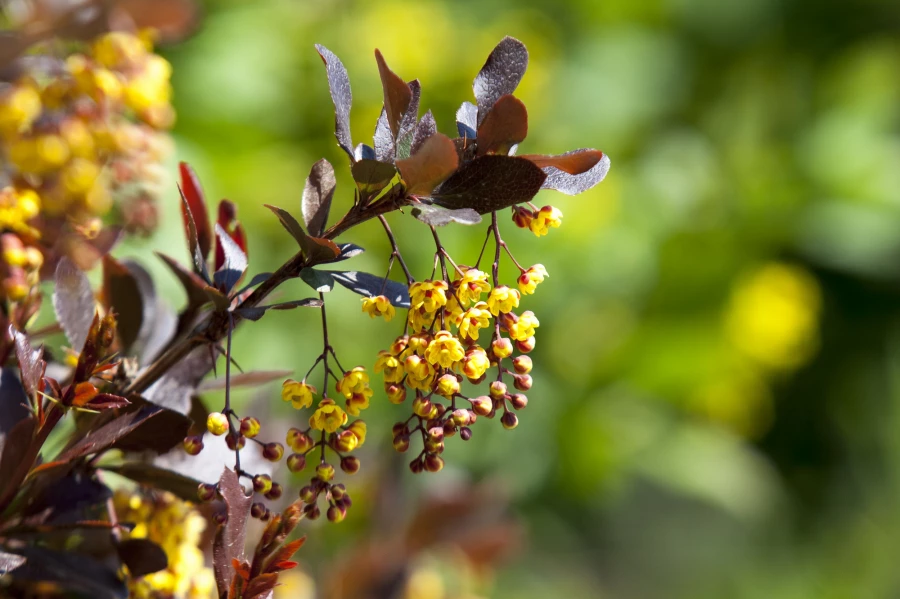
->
<box><xmin>113</xmin><ymin>489</ymin><xmax>216</xmax><ymax>599</ymax></box>
<box><xmin>0</xmin><ymin>31</ymin><xmax>173</xmax><ymax>302</ymax></box>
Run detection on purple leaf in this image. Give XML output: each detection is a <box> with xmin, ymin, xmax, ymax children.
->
<box><xmin>10</xmin><ymin>546</ymin><xmax>127</xmax><ymax>599</ymax></box>
<box><xmin>264</xmin><ymin>204</ymin><xmax>307</xmax><ymax>248</ymax></box>
<box><xmin>456</xmin><ymin>101</ymin><xmax>478</xmax><ymax>139</ymax></box>
<box><xmin>0</xmin><ymin>551</ymin><xmax>25</xmax><ymax>575</ymax></box>
<box><xmin>83</xmin><ymin>393</ymin><xmax>131</xmax><ymax>410</ymax></box>
<box><xmin>473</xmin><ymin>37</ymin><xmax>528</xmax><ymax>127</ymax></box>
<box><xmin>476</xmin><ymin>94</ymin><xmax>528</xmax><ymax>156</ymax></box>
<box><xmin>395</xmin><ymin>79</ymin><xmax>421</xmax><ymax>159</ymax></box>
<box><xmin>411</xmin><ymin>204</ymin><xmax>482</xmax><ymax>227</ymax></box>
<box><xmin>315</xmin><ymin>44</ymin><xmax>354</xmax><ymax>158</ymax></box>
<box><xmin>334</xmin><ymin>243</ymin><xmax>365</xmax><ymax>262</ymax></box>
<box><xmin>178</xmin><ymin>184</ymin><xmax>212</xmax><ymax>283</ymax></box>
<box><xmin>52</xmin><ymin>257</ymin><xmax>95</xmax><ymax>351</ymax></box>
<box><xmin>145</xmin><ymin>346</ymin><xmax>214</xmax><ymax>414</ymax></box>
<box><xmin>302</xmin><ymin>159</ymin><xmax>336</xmax><ymax>238</ymax></box>
<box><xmin>411</xmin><ymin>110</ymin><xmax>437</xmax><ymax>156</ymax></box>
<box><xmin>11</xmin><ymin>327</ymin><xmax>42</xmax><ymax>400</ymax></box>
<box><xmin>179</xmin><ymin>162</ymin><xmax>212</xmax><ymax>261</ymax></box>
<box><xmin>433</xmin><ymin>155</ymin><xmax>546</xmax><ymax>214</ymax></box>
<box><xmin>354</xmin><ymin>143</ymin><xmax>376</xmax><ymax>161</ymax></box>
<box><xmin>0</xmin><ymin>368</ymin><xmax>31</xmax><ymax>443</ymax></box>
<box><xmin>523</xmin><ymin>149</ymin><xmax>611</xmax><ymax>195</ymax></box>
<box><xmin>236</xmin><ymin>298</ymin><xmax>323</xmax><ymax>322</ymax></box>
<box><xmin>396</xmin><ymin>133</ymin><xmax>459</xmax><ymax>197</ymax></box>
<box><xmin>155</xmin><ymin>252</ymin><xmax>210</xmax><ymax>308</ymax></box>
<box><xmin>328</xmin><ymin>271</ymin><xmax>410</xmax><ymax>308</ymax></box>
<box><xmin>351</xmin><ymin>159</ymin><xmax>399</xmax><ymax>203</ymax></box>
<box><xmin>213</xmin><ymin>223</ymin><xmax>248</xmax><ymax>293</ymax></box>
<box><xmin>213</xmin><ymin>468</ymin><xmax>252</xmax><ymax>597</ymax></box>
<box><xmin>373</xmin><ymin>108</ymin><xmax>394</xmax><ymax>162</ymax></box>
<box><xmin>116</xmin><ymin>539</ymin><xmax>168</xmax><ymax>577</ymax></box>
<box><xmin>299</xmin><ymin>268</ymin><xmax>335</xmax><ymax>293</ymax></box>
<box><xmin>375</xmin><ymin>49</ymin><xmax>412</xmax><ymax>139</ymax></box>
<box><xmin>0</xmin><ymin>415</ymin><xmax>35</xmax><ymax>490</ymax></box>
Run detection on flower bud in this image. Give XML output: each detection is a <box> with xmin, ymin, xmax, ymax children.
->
<box><xmin>183</xmin><ymin>435</ymin><xmax>204</xmax><ymax>455</ymax></box>
<box><xmin>492</xmin><ymin>337</ymin><xmax>513</xmax><ymax>359</ymax></box>
<box><xmin>286</xmin><ymin>428</ymin><xmax>314</xmax><ymax>453</ymax></box>
<box><xmin>316</xmin><ymin>463</ymin><xmax>335</xmax><ymax>482</ymax></box>
<box><xmin>327</xmin><ymin>504</ymin><xmax>346</xmax><ymax>523</ymax></box>
<box><xmin>412</xmin><ymin>396</ymin><xmax>433</xmax><ymax>419</ymax></box>
<box><xmin>513</xmin><ymin>374</ymin><xmax>532</xmax><ymax>391</ymax></box>
<box><xmin>264</xmin><ymin>482</ymin><xmax>283</xmax><ymax>500</ymax></box>
<box><xmin>427</xmin><ymin>426</ymin><xmax>444</xmax><ymax>442</ymax></box>
<box><xmin>512</xmin><ymin>355</ymin><xmax>532</xmax><ymax>374</ymax></box>
<box><xmin>334</xmin><ymin>430</ymin><xmax>359</xmax><ymax>453</ymax></box>
<box><xmin>435</xmin><ymin>374</ymin><xmax>460</xmax><ymax>397</ymax></box>
<box><xmin>515</xmin><ymin>336</ymin><xmax>536</xmax><ymax>353</ymax></box>
<box><xmin>213</xmin><ymin>512</ymin><xmax>227</xmax><ymax>526</ymax></box>
<box><xmin>392</xmin><ymin>422</ymin><xmax>409</xmax><ymax>437</ymax></box>
<box><xmin>451</xmin><ymin>409</ymin><xmax>471</xmax><ymax>427</ymax></box>
<box><xmin>340</xmin><ymin>456</ymin><xmax>360</xmax><ymax>474</ymax></box>
<box><xmin>299</xmin><ymin>485</ymin><xmax>317</xmax><ymax>504</ymax></box>
<box><xmin>471</xmin><ymin>396</ymin><xmax>492</xmax><ymax>416</ymax></box>
<box><xmin>225</xmin><ymin>433</ymin><xmax>246</xmax><ymax>450</ymax></box>
<box><xmin>303</xmin><ymin>503</ymin><xmax>321</xmax><ymax>520</ymax></box>
<box><xmin>287</xmin><ymin>453</ymin><xmax>307</xmax><ymax>473</ymax></box>
<box><xmin>409</xmin><ymin>457</ymin><xmax>424</xmax><ymax>474</ymax></box>
<box><xmin>424</xmin><ymin>438</ymin><xmax>444</xmax><ymax>454</ymax></box>
<box><xmin>197</xmin><ymin>483</ymin><xmax>217</xmax><ymax>502</ymax></box>
<box><xmin>511</xmin><ymin>205</ymin><xmax>535</xmax><ymax>229</ymax></box>
<box><xmin>251</xmin><ymin>502</ymin><xmax>267</xmax><ymax>519</ymax></box>
<box><xmin>262</xmin><ymin>442</ymin><xmax>284</xmax><ymax>462</ymax></box>
<box><xmin>252</xmin><ymin>474</ymin><xmax>273</xmax><ymax>494</ymax></box>
<box><xmin>460</xmin><ymin>427</ymin><xmax>473</xmax><ymax>441</ymax></box>
<box><xmin>510</xmin><ymin>393</ymin><xmax>528</xmax><ymax>410</ymax></box>
<box><xmin>489</xmin><ymin>380</ymin><xmax>508</xmax><ymax>399</ymax></box>
<box><xmin>386</xmin><ymin>383</ymin><xmax>407</xmax><ymax>404</ymax></box>
<box><xmin>206</xmin><ymin>412</ymin><xmax>229</xmax><ymax>436</ymax></box>
<box><xmin>501</xmin><ymin>411</ymin><xmax>519</xmax><ymax>430</ymax></box>
<box><xmin>240</xmin><ymin>417</ymin><xmax>261</xmax><ymax>438</ymax></box>
<box><xmin>393</xmin><ymin>434</ymin><xmax>410</xmax><ymax>453</ymax></box>
<box><xmin>330</xmin><ymin>483</ymin><xmax>346</xmax><ymax>500</ymax></box>
<box><xmin>424</xmin><ymin>454</ymin><xmax>444</xmax><ymax>473</ymax></box>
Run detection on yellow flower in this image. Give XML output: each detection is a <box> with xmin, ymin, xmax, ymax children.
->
<box><xmin>345</xmin><ymin>387</ymin><xmax>373</xmax><ymax>416</ymax></box>
<box><xmin>462</xmin><ymin>347</ymin><xmax>490</xmax><ymax>380</ymax></box>
<box><xmin>0</xmin><ymin>82</ymin><xmax>41</xmax><ymax>135</ymax></box>
<box><xmin>348</xmin><ymin>420</ymin><xmax>367</xmax><ymax>446</ymax></box>
<box><xmin>404</xmin><ymin>354</ymin><xmax>436</xmax><ymax>390</ymax></box>
<box><xmin>362</xmin><ymin>294</ymin><xmax>396</xmax><ymax>321</ymax></box>
<box><xmin>409</xmin><ymin>280</ymin><xmax>449</xmax><ymax>312</ymax></box>
<box><xmin>407</xmin><ymin>305</ymin><xmax>435</xmax><ymax>332</ymax></box>
<box><xmin>486</xmin><ymin>285</ymin><xmax>520</xmax><ymax>316</ymax></box>
<box><xmin>528</xmin><ymin>205</ymin><xmax>563</xmax><ymax>236</ymax></box>
<box><xmin>517</xmin><ymin>264</ymin><xmax>548</xmax><ymax>295</ymax></box>
<box><xmin>336</xmin><ymin>366</ymin><xmax>370</xmax><ymax>399</ymax></box>
<box><xmin>435</xmin><ymin>373</ymin><xmax>460</xmax><ymax>397</ymax></box>
<box><xmin>424</xmin><ymin>330</ymin><xmax>465</xmax><ymax>368</ymax></box>
<box><xmin>374</xmin><ymin>350</ymin><xmax>405</xmax><ymax>383</ymax></box>
<box><xmin>309</xmin><ymin>399</ymin><xmax>348</xmax><ymax>433</ymax></box>
<box><xmin>456</xmin><ymin>268</ymin><xmax>491</xmax><ymax>305</ymax></box>
<box><xmin>457</xmin><ymin>302</ymin><xmax>492</xmax><ymax>341</ymax></box>
<box><xmin>509</xmin><ymin>311</ymin><xmax>540</xmax><ymax>341</ymax></box>
<box><xmin>281</xmin><ymin>379</ymin><xmax>316</xmax><ymax>410</ymax></box>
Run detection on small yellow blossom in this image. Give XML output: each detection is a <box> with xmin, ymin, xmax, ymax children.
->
<box><xmin>348</xmin><ymin>420</ymin><xmax>367</xmax><ymax>446</ymax></box>
<box><xmin>407</xmin><ymin>305</ymin><xmax>435</xmax><ymax>332</ymax></box>
<box><xmin>0</xmin><ymin>83</ymin><xmax>41</xmax><ymax>135</ymax></box>
<box><xmin>345</xmin><ymin>387</ymin><xmax>373</xmax><ymax>416</ymax></box>
<box><xmin>462</xmin><ymin>347</ymin><xmax>491</xmax><ymax>380</ymax></box>
<box><xmin>309</xmin><ymin>399</ymin><xmax>348</xmax><ymax>433</ymax></box>
<box><xmin>456</xmin><ymin>268</ymin><xmax>491</xmax><ymax>305</ymax></box>
<box><xmin>336</xmin><ymin>367</ymin><xmax>370</xmax><ymax>399</ymax></box>
<box><xmin>374</xmin><ymin>350</ymin><xmax>405</xmax><ymax>383</ymax></box>
<box><xmin>457</xmin><ymin>302</ymin><xmax>492</xmax><ymax>341</ymax></box>
<box><xmin>517</xmin><ymin>264</ymin><xmax>548</xmax><ymax>295</ymax></box>
<box><xmin>362</xmin><ymin>294</ymin><xmax>396</xmax><ymax>321</ymax></box>
<box><xmin>435</xmin><ymin>374</ymin><xmax>461</xmax><ymax>397</ymax></box>
<box><xmin>281</xmin><ymin>379</ymin><xmax>316</xmax><ymax>410</ymax></box>
<box><xmin>404</xmin><ymin>354</ymin><xmax>436</xmax><ymax>390</ymax></box>
<box><xmin>486</xmin><ymin>285</ymin><xmax>521</xmax><ymax>316</ymax></box>
<box><xmin>529</xmin><ymin>205</ymin><xmax>563</xmax><ymax>236</ymax></box>
<box><xmin>509</xmin><ymin>311</ymin><xmax>540</xmax><ymax>341</ymax></box>
<box><xmin>424</xmin><ymin>330</ymin><xmax>466</xmax><ymax>368</ymax></box>
<box><xmin>409</xmin><ymin>280</ymin><xmax>449</xmax><ymax>312</ymax></box>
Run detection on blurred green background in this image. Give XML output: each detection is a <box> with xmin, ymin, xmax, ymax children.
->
<box><xmin>132</xmin><ymin>0</ymin><xmax>900</xmax><ymax>596</ymax></box>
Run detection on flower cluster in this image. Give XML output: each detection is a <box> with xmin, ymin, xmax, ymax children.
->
<box><xmin>113</xmin><ymin>489</ymin><xmax>216</xmax><ymax>599</ymax></box>
<box><xmin>0</xmin><ymin>31</ymin><xmax>173</xmax><ymax>302</ymax></box>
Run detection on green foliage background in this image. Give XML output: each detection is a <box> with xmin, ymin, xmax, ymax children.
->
<box><xmin>131</xmin><ymin>0</ymin><xmax>900</xmax><ymax>596</ymax></box>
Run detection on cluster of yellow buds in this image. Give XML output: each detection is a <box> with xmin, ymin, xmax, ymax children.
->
<box><xmin>368</xmin><ymin>257</ymin><xmax>547</xmax><ymax>474</ymax></box>
<box><xmin>0</xmin><ymin>31</ymin><xmax>174</xmax><ymax>302</ymax></box>
<box><xmin>113</xmin><ymin>489</ymin><xmax>216</xmax><ymax>599</ymax></box>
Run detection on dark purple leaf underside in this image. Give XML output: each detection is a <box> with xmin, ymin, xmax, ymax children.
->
<box><xmin>116</xmin><ymin>539</ymin><xmax>168</xmax><ymax>577</ymax></box>
<box><xmin>354</xmin><ymin>143</ymin><xmax>376</xmax><ymax>161</ymax></box>
<box><xmin>411</xmin><ymin>110</ymin><xmax>437</xmax><ymax>156</ymax></box>
<box><xmin>395</xmin><ymin>80</ymin><xmax>421</xmax><ymax>159</ymax></box>
<box><xmin>0</xmin><ymin>415</ymin><xmax>35</xmax><ymax>488</ymax></box>
<box><xmin>526</xmin><ymin>149</ymin><xmax>611</xmax><ymax>195</ymax></box>
<box><xmin>52</xmin><ymin>257</ymin><xmax>95</xmax><ymax>351</ymax></box>
<box><xmin>9</xmin><ymin>546</ymin><xmax>127</xmax><ymax>599</ymax></box>
<box><xmin>433</xmin><ymin>155</ymin><xmax>547</xmax><ymax>214</ymax></box>
<box><xmin>12</xmin><ymin>327</ymin><xmax>42</xmax><ymax>400</ymax></box>
<box><xmin>264</xmin><ymin>204</ymin><xmax>307</xmax><ymax>248</ymax></box>
<box><xmin>214</xmin><ymin>468</ymin><xmax>252</xmax><ymax>597</ymax></box>
<box><xmin>315</xmin><ymin>44</ymin><xmax>353</xmax><ymax>157</ymax></box>
<box><xmin>237</xmin><ymin>298</ymin><xmax>323</xmax><ymax>322</ymax></box>
<box><xmin>476</xmin><ymin>94</ymin><xmax>528</xmax><ymax>156</ymax></box>
<box><xmin>328</xmin><ymin>270</ymin><xmax>411</xmax><ymax>308</ymax></box>
<box><xmin>103</xmin><ymin>463</ymin><xmax>203</xmax><ymax>502</ymax></box>
<box><xmin>145</xmin><ymin>346</ymin><xmax>214</xmax><ymax>414</ymax></box>
<box><xmin>300</xmin><ymin>268</ymin><xmax>335</xmax><ymax>293</ymax></box>
<box><xmin>411</xmin><ymin>205</ymin><xmax>482</xmax><ymax>227</ymax></box>
<box><xmin>156</xmin><ymin>252</ymin><xmax>209</xmax><ymax>307</ymax></box>
<box><xmin>351</xmin><ymin>159</ymin><xmax>398</xmax><ymax>202</ymax></box>
<box><xmin>0</xmin><ymin>367</ymin><xmax>31</xmax><ymax>441</ymax></box>
<box><xmin>335</xmin><ymin>243</ymin><xmax>365</xmax><ymax>261</ymax></box>
<box><xmin>473</xmin><ymin>37</ymin><xmax>528</xmax><ymax>127</ymax></box>
<box><xmin>213</xmin><ymin>224</ymin><xmax>248</xmax><ymax>293</ymax></box>
<box><xmin>178</xmin><ymin>185</ymin><xmax>212</xmax><ymax>283</ymax></box>
<box><xmin>374</xmin><ymin>108</ymin><xmax>394</xmax><ymax>162</ymax></box>
<box><xmin>301</xmin><ymin>158</ymin><xmax>336</xmax><ymax>238</ymax></box>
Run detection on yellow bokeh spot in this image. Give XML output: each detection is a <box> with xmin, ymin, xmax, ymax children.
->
<box><xmin>724</xmin><ymin>263</ymin><xmax>822</xmax><ymax>370</ymax></box>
